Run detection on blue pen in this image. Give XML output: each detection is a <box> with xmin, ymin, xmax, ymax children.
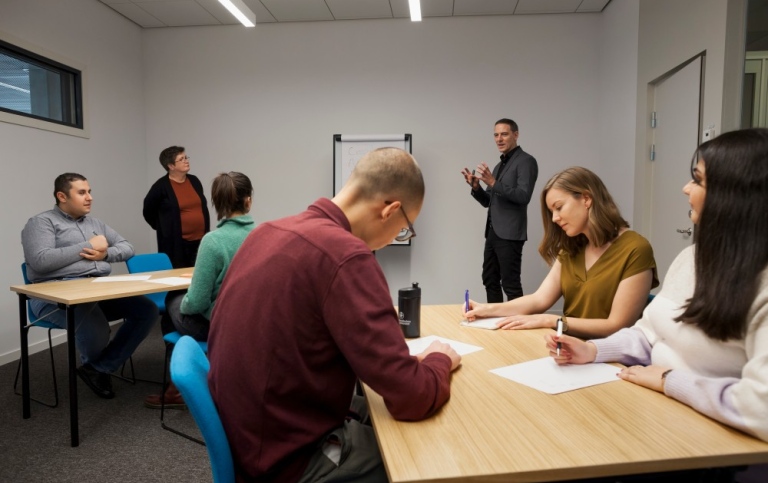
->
<box><xmin>464</xmin><ymin>289</ymin><xmax>470</xmax><ymax>314</ymax></box>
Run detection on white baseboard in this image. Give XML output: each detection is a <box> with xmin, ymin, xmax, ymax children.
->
<box><xmin>0</xmin><ymin>331</ymin><xmax>68</xmax><ymax>367</ymax></box>
<box><xmin>0</xmin><ymin>319</ymin><xmax>127</xmax><ymax>367</ymax></box>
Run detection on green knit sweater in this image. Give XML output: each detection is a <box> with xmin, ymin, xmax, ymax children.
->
<box><xmin>180</xmin><ymin>215</ymin><xmax>255</xmax><ymax>320</ymax></box>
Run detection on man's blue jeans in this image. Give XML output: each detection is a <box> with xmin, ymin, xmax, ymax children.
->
<box><xmin>30</xmin><ymin>294</ymin><xmax>158</xmax><ymax>373</ymax></box>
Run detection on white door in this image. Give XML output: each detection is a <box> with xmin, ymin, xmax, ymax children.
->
<box><xmin>649</xmin><ymin>56</ymin><xmax>702</xmax><ymax>283</ymax></box>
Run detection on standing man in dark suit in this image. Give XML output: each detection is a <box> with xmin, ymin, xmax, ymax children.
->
<box><xmin>461</xmin><ymin>119</ymin><xmax>538</xmax><ymax>302</ymax></box>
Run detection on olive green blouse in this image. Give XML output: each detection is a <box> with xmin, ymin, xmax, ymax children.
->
<box><xmin>559</xmin><ymin>230</ymin><xmax>659</xmax><ymax>319</ymax></box>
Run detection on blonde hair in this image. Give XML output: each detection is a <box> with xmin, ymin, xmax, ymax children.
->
<box><xmin>538</xmin><ymin>167</ymin><xmax>628</xmax><ymax>264</ymax></box>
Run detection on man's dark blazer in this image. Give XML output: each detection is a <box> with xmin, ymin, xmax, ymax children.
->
<box><xmin>470</xmin><ymin>146</ymin><xmax>538</xmax><ymax>241</ymax></box>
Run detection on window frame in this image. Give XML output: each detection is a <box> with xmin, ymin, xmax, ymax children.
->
<box><xmin>0</xmin><ymin>30</ymin><xmax>89</xmax><ymax>138</ymax></box>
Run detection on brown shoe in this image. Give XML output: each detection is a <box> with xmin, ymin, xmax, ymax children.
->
<box><xmin>144</xmin><ymin>381</ymin><xmax>186</xmax><ymax>410</ymax></box>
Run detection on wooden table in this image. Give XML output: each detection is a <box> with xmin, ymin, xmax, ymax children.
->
<box><xmin>365</xmin><ymin>305</ymin><xmax>768</xmax><ymax>482</ymax></box>
<box><xmin>10</xmin><ymin>268</ymin><xmax>191</xmax><ymax>447</ymax></box>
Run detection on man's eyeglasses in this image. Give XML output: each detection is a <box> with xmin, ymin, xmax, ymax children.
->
<box><xmin>394</xmin><ymin>205</ymin><xmax>416</xmax><ymax>242</ymax></box>
<box><xmin>175</xmin><ymin>155</ymin><xmax>190</xmax><ymax>163</ymax></box>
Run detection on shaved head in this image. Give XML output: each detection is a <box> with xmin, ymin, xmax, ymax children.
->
<box><xmin>348</xmin><ymin>147</ymin><xmax>425</xmax><ymax>208</ymax></box>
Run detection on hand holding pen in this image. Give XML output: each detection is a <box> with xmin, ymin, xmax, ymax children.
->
<box><xmin>545</xmin><ymin>332</ymin><xmax>598</xmax><ymax>365</ymax></box>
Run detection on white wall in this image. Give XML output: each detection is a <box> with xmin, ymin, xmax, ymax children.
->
<box><xmin>632</xmin><ymin>0</ymin><xmax>731</xmax><ymax>232</ymax></box>
<box><xmin>0</xmin><ymin>0</ymin><xmax>147</xmax><ymax>363</ymax></box>
<box><xmin>597</xmin><ymin>0</ymin><xmax>640</xmax><ymax>221</ymax></box>
<box><xmin>0</xmin><ymin>1</ymin><xmax>651</xmax><ymax>363</ymax></box>
<box><xmin>142</xmin><ymin>14</ymin><xmax>608</xmax><ymax>307</ymax></box>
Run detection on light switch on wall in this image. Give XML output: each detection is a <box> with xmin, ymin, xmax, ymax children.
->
<box><xmin>703</xmin><ymin>126</ymin><xmax>716</xmax><ymax>141</ymax></box>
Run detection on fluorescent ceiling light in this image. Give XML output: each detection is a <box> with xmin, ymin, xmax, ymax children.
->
<box><xmin>409</xmin><ymin>0</ymin><xmax>422</xmax><ymax>22</ymax></box>
<box><xmin>218</xmin><ymin>0</ymin><xmax>256</xmax><ymax>27</ymax></box>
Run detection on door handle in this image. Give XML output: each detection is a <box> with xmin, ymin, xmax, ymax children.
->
<box><xmin>676</xmin><ymin>227</ymin><xmax>693</xmax><ymax>236</ymax></box>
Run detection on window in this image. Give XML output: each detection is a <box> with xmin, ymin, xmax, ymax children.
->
<box><xmin>0</xmin><ymin>35</ymin><xmax>86</xmax><ymax>136</ymax></box>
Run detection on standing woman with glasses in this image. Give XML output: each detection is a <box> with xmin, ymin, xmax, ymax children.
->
<box><xmin>145</xmin><ymin>171</ymin><xmax>256</xmax><ymax>409</ymax></box>
<box><xmin>549</xmin><ymin>129</ymin><xmax>768</xmax><ymax>446</ymax></box>
<box><xmin>143</xmin><ymin>146</ymin><xmax>210</xmax><ymax>269</ymax></box>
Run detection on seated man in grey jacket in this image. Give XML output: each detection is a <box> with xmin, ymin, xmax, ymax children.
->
<box><xmin>22</xmin><ymin>173</ymin><xmax>158</xmax><ymax>399</ymax></box>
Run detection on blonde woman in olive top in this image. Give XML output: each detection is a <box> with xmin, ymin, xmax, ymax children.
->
<box><xmin>464</xmin><ymin>167</ymin><xmax>658</xmax><ymax>339</ymax></box>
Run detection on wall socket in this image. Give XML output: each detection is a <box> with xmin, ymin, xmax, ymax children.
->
<box><xmin>703</xmin><ymin>126</ymin><xmax>716</xmax><ymax>141</ymax></box>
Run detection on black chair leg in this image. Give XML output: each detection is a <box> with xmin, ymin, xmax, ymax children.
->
<box><xmin>13</xmin><ymin>327</ymin><xmax>58</xmax><ymax>408</ymax></box>
<box><xmin>159</xmin><ymin>342</ymin><xmax>205</xmax><ymax>446</ymax></box>
<box><xmin>114</xmin><ymin>356</ymin><xmax>136</xmax><ymax>384</ymax></box>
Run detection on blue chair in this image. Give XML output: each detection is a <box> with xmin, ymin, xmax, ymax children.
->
<box><xmin>126</xmin><ymin>253</ymin><xmax>173</xmax><ymax>313</ymax></box>
<box><xmin>14</xmin><ymin>263</ymin><xmax>62</xmax><ymax>408</ymax></box>
<box><xmin>127</xmin><ymin>253</ymin><xmax>207</xmax><ymax>440</ymax></box>
<box><xmin>171</xmin><ymin>335</ymin><xmax>234</xmax><ymax>483</ymax></box>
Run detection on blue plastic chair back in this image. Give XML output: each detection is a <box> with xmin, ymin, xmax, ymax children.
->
<box><xmin>125</xmin><ymin>253</ymin><xmax>173</xmax><ymax>313</ymax></box>
<box><xmin>21</xmin><ymin>263</ymin><xmax>59</xmax><ymax>330</ymax></box>
<box><xmin>171</xmin><ymin>336</ymin><xmax>234</xmax><ymax>483</ymax></box>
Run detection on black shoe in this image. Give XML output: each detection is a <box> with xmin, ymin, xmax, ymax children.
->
<box><xmin>77</xmin><ymin>364</ymin><xmax>114</xmax><ymax>399</ymax></box>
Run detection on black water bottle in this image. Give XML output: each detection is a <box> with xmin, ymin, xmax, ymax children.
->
<box><xmin>398</xmin><ymin>282</ymin><xmax>421</xmax><ymax>338</ymax></box>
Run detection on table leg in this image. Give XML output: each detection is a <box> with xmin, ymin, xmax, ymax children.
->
<box><xmin>19</xmin><ymin>294</ymin><xmax>30</xmax><ymax>419</ymax></box>
<box><xmin>65</xmin><ymin>304</ymin><xmax>79</xmax><ymax>447</ymax></box>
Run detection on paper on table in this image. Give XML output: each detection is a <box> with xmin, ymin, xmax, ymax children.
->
<box><xmin>145</xmin><ymin>277</ymin><xmax>192</xmax><ymax>287</ymax></box>
<box><xmin>460</xmin><ymin>317</ymin><xmax>504</xmax><ymax>330</ymax></box>
<box><xmin>490</xmin><ymin>357</ymin><xmax>620</xmax><ymax>394</ymax></box>
<box><xmin>92</xmin><ymin>275</ymin><xmax>151</xmax><ymax>282</ymax></box>
<box><xmin>406</xmin><ymin>335</ymin><xmax>483</xmax><ymax>357</ymax></box>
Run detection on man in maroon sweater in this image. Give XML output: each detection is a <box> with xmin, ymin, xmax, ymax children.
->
<box><xmin>208</xmin><ymin>147</ymin><xmax>460</xmax><ymax>482</ymax></box>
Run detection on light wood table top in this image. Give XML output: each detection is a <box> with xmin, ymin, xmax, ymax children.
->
<box><xmin>10</xmin><ymin>267</ymin><xmax>192</xmax><ymax>447</ymax></box>
<box><xmin>365</xmin><ymin>305</ymin><xmax>768</xmax><ymax>482</ymax></box>
<box><xmin>10</xmin><ymin>268</ymin><xmax>193</xmax><ymax>304</ymax></box>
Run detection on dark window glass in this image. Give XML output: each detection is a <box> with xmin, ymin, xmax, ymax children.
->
<box><xmin>0</xmin><ymin>40</ymin><xmax>83</xmax><ymax>129</ymax></box>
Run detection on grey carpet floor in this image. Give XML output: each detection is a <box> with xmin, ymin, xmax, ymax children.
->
<box><xmin>0</xmin><ymin>321</ymin><xmax>211</xmax><ymax>482</ymax></box>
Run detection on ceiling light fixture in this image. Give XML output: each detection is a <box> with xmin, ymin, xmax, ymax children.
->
<box><xmin>218</xmin><ymin>0</ymin><xmax>256</xmax><ymax>27</ymax></box>
<box><xmin>409</xmin><ymin>0</ymin><xmax>422</xmax><ymax>22</ymax></box>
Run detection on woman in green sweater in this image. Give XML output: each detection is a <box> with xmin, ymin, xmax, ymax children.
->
<box><xmin>145</xmin><ymin>171</ymin><xmax>255</xmax><ymax>409</ymax></box>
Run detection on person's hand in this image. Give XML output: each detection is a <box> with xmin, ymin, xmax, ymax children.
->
<box><xmin>417</xmin><ymin>340</ymin><xmax>461</xmax><ymax>371</ymax></box>
<box><xmin>475</xmin><ymin>162</ymin><xmax>495</xmax><ymax>187</ymax></box>
<box><xmin>461</xmin><ymin>167</ymin><xmax>480</xmax><ymax>190</ymax></box>
<box><xmin>89</xmin><ymin>234</ymin><xmax>108</xmax><ymax>252</ymax></box>
<box><xmin>498</xmin><ymin>313</ymin><xmax>555</xmax><ymax>330</ymax></box>
<box><xmin>617</xmin><ymin>365</ymin><xmax>669</xmax><ymax>393</ymax></box>
<box><xmin>544</xmin><ymin>333</ymin><xmax>597</xmax><ymax>365</ymax></box>
<box><xmin>80</xmin><ymin>246</ymin><xmax>107</xmax><ymax>261</ymax></box>
<box><xmin>462</xmin><ymin>299</ymin><xmax>492</xmax><ymax>321</ymax></box>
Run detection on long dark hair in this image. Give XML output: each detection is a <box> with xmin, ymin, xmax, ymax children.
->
<box><xmin>538</xmin><ymin>167</ymin><xmax>629</xmax><ymax>264</ymax></box>
<box><xmin>675</xmin><ymin>128</ymin><xmax>768</xmax><ymax>340</ymax></box>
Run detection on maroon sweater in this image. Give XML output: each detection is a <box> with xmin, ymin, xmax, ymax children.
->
<box><xmin>208</xmin><ymin>198</ymin><xmax>452</xmax><ymax>483</ymax></box>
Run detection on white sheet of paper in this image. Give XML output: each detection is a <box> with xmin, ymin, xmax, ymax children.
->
<box><xmin>460</xmin><ymin>317</ymin><xmax>504</xmax><ymax>330</ymax></box>
<box><xmin>92</xmin><ymin>275</ymin><xmax>152</xmax><ymax>282</ymax></box>
<box><xmin>406</xmin><ymin>335</ymin><xmax>483</xmax><ymax>357</ymax></box>
<box><xmin>144</xmin><ymin>277</ymin><xmax>192</xmax><ymax>287</ymax></box>
<box><xmin>490</xmin><ymin>357</ymin><xmax>620</xmax><ymax>394</ymax></box>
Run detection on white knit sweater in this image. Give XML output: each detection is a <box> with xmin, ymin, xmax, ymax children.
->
<box><xmin>592</xmin><ymin>245</ymin><xmax>768</xmax><ymax>442</ymax></box>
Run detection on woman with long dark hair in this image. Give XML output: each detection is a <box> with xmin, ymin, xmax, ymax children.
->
<box><xmin>549</xmin><ymin>128</ymin><xmax>768</xmax><ymax>442</ymax></box>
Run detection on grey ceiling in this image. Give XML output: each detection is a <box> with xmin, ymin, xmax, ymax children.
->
<box><xmin>98</xmin><ymin>0</ymin><xmax>612</xmax><ymax>28</ymax></box>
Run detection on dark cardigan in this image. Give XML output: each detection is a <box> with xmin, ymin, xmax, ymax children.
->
<box><xmin>142</xmin><ymin>174</ymin><xmax>210</xmax><ymax>268</ymax></box>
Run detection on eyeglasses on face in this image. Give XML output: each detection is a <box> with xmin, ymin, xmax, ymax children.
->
<box><xmin>385</xmin><ymin>201</ymin><xmax>416</xmax><ymax>242</ymax></box>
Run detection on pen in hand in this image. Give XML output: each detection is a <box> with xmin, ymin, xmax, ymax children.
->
<box><xmin>556</xmin><ymin>317</ymin><xmax>563</xmax><ymax>356</ymax></box>
<box><xmin>464</xmin><ymin>290</ymin><xmax>470</xmax><ymax>315</ymax></box>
